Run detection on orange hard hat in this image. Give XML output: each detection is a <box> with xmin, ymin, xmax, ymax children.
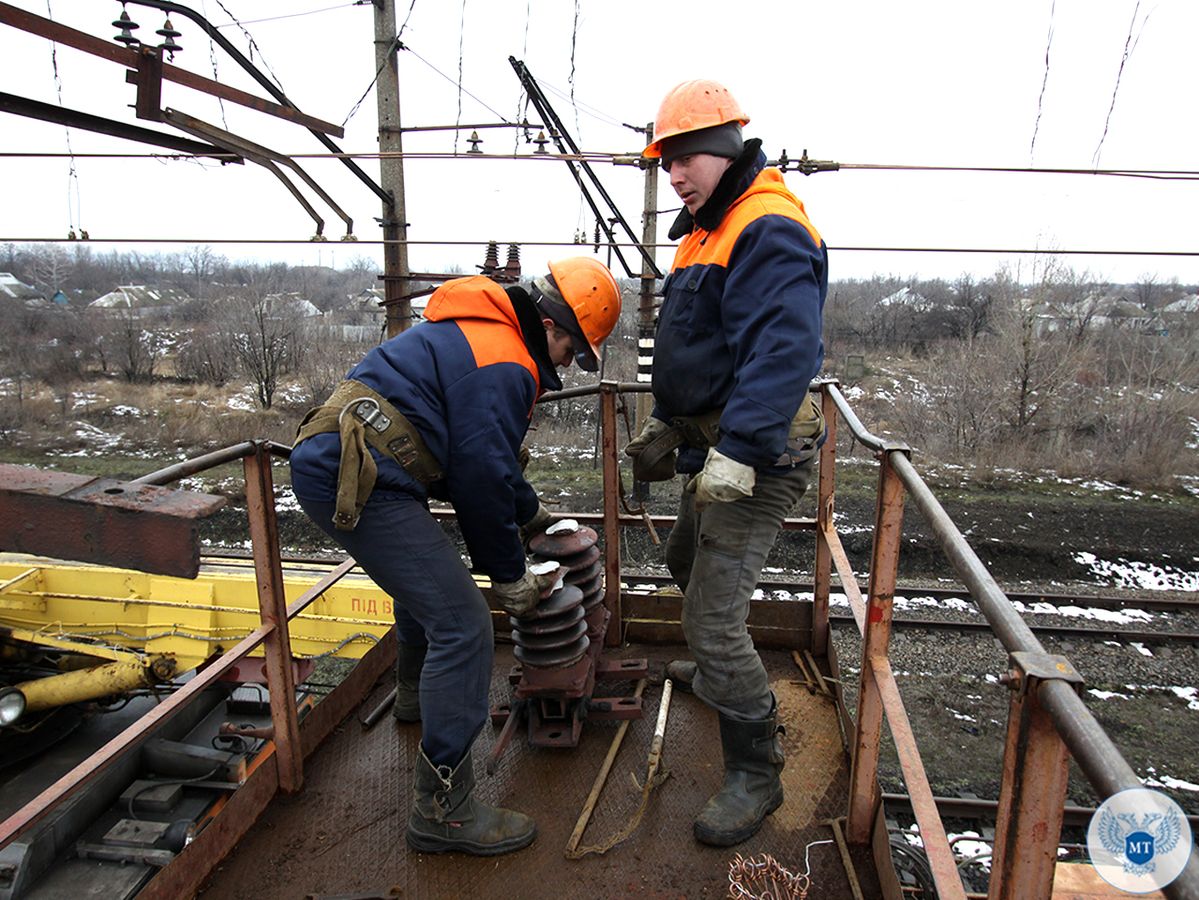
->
<box><xmin>643</xmin><ymin>79</ymin><xmax>750</xmax><ymax>158</ymax></box>
<box><xmin>541</xmin><ymin>257</ymin><xmax>621</xmax><ymax>371</ymax></box>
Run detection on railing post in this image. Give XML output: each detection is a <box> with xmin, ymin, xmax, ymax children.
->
<box><xmin>812</xmin><ymin>383</ymin><xmax>837</xmax><ymax>656</ymax></box>
<box><xmin>988</xmin><ymin>652</ymin><xmax>1081</xmax><ymax>900</ymax></box>
<box><xmin>599</xmin><ymin>382</ymin><xmax>622</xmax><ymax>647</ymax></box>
<box><xmin>243</xmin><ymin>441</ymin><xmax>304</xmax><ymax>793</ymax></box>
<box><xmin>847</xmin><ymin>446</ymin><xmax>907</xmax><ymax>843</ymax></box>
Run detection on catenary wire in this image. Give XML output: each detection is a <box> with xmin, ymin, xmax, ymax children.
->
<box><xmin>2</xmin><ymin>236</ymin><xmax>1197</xmax><ymax>257</ymax></box>
<box><xmin>400</xmin><ymin>43</ymin><xmax>513</xmax><ymax>125</ymax></box>
<box><xmin>212</xmin><ymin>2</ymin><xmax>359</xmax><ymax>29</ymax></box>
<box><xmin>6</xmin><ymin>150</ymin><xmax>1199</xmax><ymax>181</ymax></box>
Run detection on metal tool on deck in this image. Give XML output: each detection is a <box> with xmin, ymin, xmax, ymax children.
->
<box><xmin>488</xmin><ymin>520</ymin><xmax>647</xmax><ymax>774</ymax></box>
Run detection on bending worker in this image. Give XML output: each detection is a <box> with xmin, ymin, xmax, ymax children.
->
<box><xmin>627</xmin><ymin>79</ymin><xmax>828</xmax><ymax>847</ymax></box>
<box><xmin>290</xmin><ymin>258</ymin><xmax>621</xmax><ymax>856</ymax></box>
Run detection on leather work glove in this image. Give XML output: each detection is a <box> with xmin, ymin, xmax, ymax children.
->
<box><xmin>624</xmin><ymin>416</ymin><xmax>679</xmax><ymax>482</ymax></box>
<box><xmin>623</xmin><ymin>416</ymin><xmax>671</xmax><ymax>459</ymax></box>
<box><xmin>686</xmin><ymin>447</ymin><xmax>755</xmax><ymax>509</ymax></box>
<box><xmin>492</xmin><ymin>566</ymin><xmax>560</xmax><ymax>618</ymax></box>
<box><xmin>518</xmin><ymin>501</ymin><xmax>553</xmax><ymax>550</ymax></box>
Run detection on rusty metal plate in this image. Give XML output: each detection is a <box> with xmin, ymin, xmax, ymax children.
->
<box><xmin>0</xmin><ymin>463</ymin><xmax>225</xmax><ymax>578</ymax></box>
<box><xmin>527</xmin><ymin>524</ymin><xmax>597</xmax><ymax>557</ymax></box>
<box><xmin>198</xmin><ymin>646</ymin><xmax>883</xmax><ymax>899</ymax></box>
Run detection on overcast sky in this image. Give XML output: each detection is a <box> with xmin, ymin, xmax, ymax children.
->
<box><xmin>2</xmin><ymin>0</ymin><xmax>1197</xmax><ymax>286</ymax></box>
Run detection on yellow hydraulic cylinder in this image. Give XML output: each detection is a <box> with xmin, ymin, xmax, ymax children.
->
<box><xmin>16</xmin><ymin>656</ymin><xmax>177</xmax><ymax>712</ymax></box>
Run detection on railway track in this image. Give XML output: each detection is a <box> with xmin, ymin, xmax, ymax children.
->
<box><xmin>618</xmin><ymin>572</ymin><xmax>1199</xmax><ymax>644</ymax></box>
<box><xmin>203</xmin><ymin>553</ymin><xmax>1199</xmax><ymax>644</ymax></box>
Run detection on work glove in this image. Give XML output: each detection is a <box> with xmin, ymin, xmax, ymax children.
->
<box><xmin>492</xmin><ymin>566</ymin><xmax>560</xmax><ymax>618</ymax></box>
<box><xmin>624</xmin><ymin>416</ymin><xmax>670</xmax><ymax>457</ymax></box>
<box><xmin>518</xmin><ymin>501</ymin><xmax>553</xmax><ymax>550</ymax></box>
<box><xmin>624</xmin><ymin>416</ymin><xmax>678</xmax><ymax>482</ymax></box>
<box><xmin>686</xmin><ymin>447</ymin><xmax>755</xmax><ymax>509</ymax></box>
<box><xmin>518</xmin><ymin>443</ymin><xmax>531</xmax><ymax>472</ymax></box>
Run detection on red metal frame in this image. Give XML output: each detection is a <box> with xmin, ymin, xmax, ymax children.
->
<box><xmin>7</xmin><ymin>383</ymin><xmax>1195</xmax><ymax>899</ymax></box>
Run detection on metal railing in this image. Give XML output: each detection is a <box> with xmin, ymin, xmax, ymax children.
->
<box><xmin>816</xmin><ymin>380</ymin><xmax>1199</xmax><ymax>899</ymax></box>
<box><xmin>0</xmin><ymin>440</ymin><xmax>395</xmax><ymax>899</ymax></box>
<box><xmin>3</xmin><ymin>381</ymin><xmax>1194</xmax><ymax>899</ymax></box>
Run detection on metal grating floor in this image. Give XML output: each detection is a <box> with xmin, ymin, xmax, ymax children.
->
<box><xmin>198</xmin><ymin>646</ymin><xmax>881</xmax><ymax>899</ymax></box>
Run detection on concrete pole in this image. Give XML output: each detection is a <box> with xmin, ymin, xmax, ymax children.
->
<box><xmin>373</xmin><ymin>0</ymin><xmax>412</xmax><ymax>336</ymax></box>
<box><xmin>636</xmin><ymin>122</ymin><xmax>659</xmax><ymax>432</ymax></box>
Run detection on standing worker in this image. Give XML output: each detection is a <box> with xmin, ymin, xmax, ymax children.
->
<box><xmin>626</xmin><ymin>79</ymin><xmax>828</xmax><ymax>847</ymax></box>
<box><xmin>290</xmin><ymin>258</ymin><xmax>621</xmax><ymax>856</ymax></box>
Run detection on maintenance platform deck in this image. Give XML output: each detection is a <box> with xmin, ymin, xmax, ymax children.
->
<box><xmin>199</xmin><ymin>645</ymin><xmax>880</xmax><ymax>899</ymax></box>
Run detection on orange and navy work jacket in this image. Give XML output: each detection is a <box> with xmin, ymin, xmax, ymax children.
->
<box><xmin>290</xmin><ymin>277</ymin><xmax>559</xmax><ymax>581</ymax></box>
<box><xmin>652</xmin><ymin>152</ymin><xmax>828</xmax><ymax>473</ymax></box>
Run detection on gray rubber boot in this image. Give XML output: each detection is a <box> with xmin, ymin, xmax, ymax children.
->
<box><xmin>665</xmin><ymin>659</ymin><xmax>696</xmax><ymax>693</ymax></box>
<box><xmin>406</xmin><ymin>745</ymin><xmax>537</xmax><ymax>856</ymax></box>
<box><xmin>392</xmin><ymin>642</ymin><xmax>426</xmax><ymax>722</ymax></box>
<box><xmin>693</xmin><ymin>704</ymin><xmax>785</xmax><ymax>847</ymax></box>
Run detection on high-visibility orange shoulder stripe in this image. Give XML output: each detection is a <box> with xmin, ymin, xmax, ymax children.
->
<box><xmin>457</xmin><ymin>319</ymin><xmax>540</xmax><ymax>393</ymax></box>
<box><xmin>673</xmin><ymin>170</ymin><xmax>822</xmax><ymax>271</ymax></box>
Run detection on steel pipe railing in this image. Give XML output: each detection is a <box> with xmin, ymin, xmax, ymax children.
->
<box><xmin>824</xmin><ymin>381</ymin><xmax>1199</xmax><ymax>899</ymax></box>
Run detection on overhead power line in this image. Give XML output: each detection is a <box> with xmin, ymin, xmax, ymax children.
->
<box><xmin>212</xmin><ymin>2</ymin><xmax>358</xmax><ymax>28</ymax></box>
<box><xmin>3</xmin><ymin>236</ymin><xmax>1198</xmax><ymax>258</ymax></box>
<box><xmin>6</xmin><ymin>151</ymin><xmax>1199</xmax><ymax>182</ymax></box>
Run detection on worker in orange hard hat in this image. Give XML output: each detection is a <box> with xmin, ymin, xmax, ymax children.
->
<box><xmin>291</xmin><ymin>257</ymin><xmax>621</xmax><ymax>857</ymax></box>
<box><xmin>629</xmin><ymin>79</ymin><xmax>829</xmax><ymax>848</ymax></box>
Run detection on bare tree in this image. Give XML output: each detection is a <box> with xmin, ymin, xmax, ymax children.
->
<box><xmin>30</xmin><ymin>243</ymin><xmax>73</xmax><ymax>295</ymax></box>
<box><xmin>292</xmin><ymin>321</ymin><xmax>375</xmax><ymax>406</ymax></box>
<box><xmin>106</xmin><ymin>306</ymin><xmax>162</xmax><ymax>382</ymax></box>
<box><xmin>223</xmin><ymin>285</ymin><xmax>303</xmax><ymax>409</ymax></box>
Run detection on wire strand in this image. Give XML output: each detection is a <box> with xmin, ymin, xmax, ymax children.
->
<box><xmin>3</xmin><ymin>236</ymin><xmax>1197</xmax><ymax>257</ymax></box>
<box><xmin>1029</xmin><ymin>0</ymin><xmax>1055</xmax><ymax>161</ymax></box>
<box><xmin>213</xmin><ymin>2</ymin><xmax>358</xmax><ymax>29</ymax></box>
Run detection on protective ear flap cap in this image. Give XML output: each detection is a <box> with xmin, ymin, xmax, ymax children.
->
<box><xmin>643</xmin><ymin>79</ymin><xmax>750</xmax><ymax>158</ymax></box>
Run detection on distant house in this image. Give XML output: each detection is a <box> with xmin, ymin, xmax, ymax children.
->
<box><xmin>1161</xmin><ymin>294</ymin><xmax>1199</xmax><ymax>315</ymax></box>
<box><xmin>1088</xmin><ymin>295</ymin><xmax>1153</xmax><ymax>331</ymax></box>
<box><xmin>345</xmin><ymin>286</ymin><xmax>429</xmax><ymax>322</ymax></box>
<box><xmin>90</xmin><ymin>285</ymin><xmax>193</xmax><ymax>315</ymax></box>
<box><xmin>50</xmin><ymin>290</ymin><xmax>70</xmax><ymax>306</ymax></box>
<box><xmin>877</xmin><ymin>286</ymin><xmax>934</xmax><ymax>313</ymax></box>
<box><xmin>0</xmin><ymin>272</ymin><xmax>48</xmax><ymax>307</ymax></box>
<box><xmin>264</xmin><ymin>291</ymin><xmax>323</xmax><ymax>318</ymax></box>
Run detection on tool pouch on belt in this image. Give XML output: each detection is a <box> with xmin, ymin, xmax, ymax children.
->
<box><xmin>636</xmin><ymin>396</ymin><xmax>824</xmax><ymax>478</ymax></box>
<box><xmin>781</xmin><ymin>392</ymin><xmax>825</xmax><ymax>467</ymax></box>
<box><xmin>294</xmin><ymin>380</ymin><xmax>443</xmax><ymax>531</ymax></box>
<box><xmin>631</xmin><ymin>409</ymin><xmax>721</xmax><ymax>482</ymax></box>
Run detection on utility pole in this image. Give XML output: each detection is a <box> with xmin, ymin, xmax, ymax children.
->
<box><xmin>636</xmin><ymin>122</ymin><xmax>659</xmax><ymax>434</ymax></box>
<box><xmin>373</xmin><ymin>0</ymin><xmax>412</xmax><ymax>337</ymax></box>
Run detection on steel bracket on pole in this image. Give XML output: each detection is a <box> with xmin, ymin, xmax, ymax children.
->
<box><xmin>1005</xmin><ymin>651</ymin><xmax>1084</xmax><ymax>696</ymax></box>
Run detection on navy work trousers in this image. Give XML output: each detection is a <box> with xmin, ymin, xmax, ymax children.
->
<box><xmin>295</xmin><ymin>493</ymin><xmax>493</xmax><ymax>768</ymax></box>
<box><xmin>665</xmin><ymin>463</ymin><xmax>812</xmax><ymax>721</ymax></box>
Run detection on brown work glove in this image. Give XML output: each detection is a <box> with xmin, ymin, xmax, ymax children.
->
<box><xmin>492</xmin><ymin>566</ymin><xmax>560</xmax><ymax>618</ymax></box>
<box><xmin>518</xmin><ymin>502</ymin><xmax>553</xmax><ymax>550</ymax></box>
<box><xmin>624</xmin><ymin>416</ymin><xmax>678</xmax><ymax>482</ymax></box>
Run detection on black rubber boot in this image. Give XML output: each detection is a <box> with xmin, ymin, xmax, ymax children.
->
<box><xmin>392</xmin><ymin>642</ymin><xmax>426</xmax><ymax>722</ymax></box>
<box><xmin>406</xmin><ymin>745</ymin><xmax>537</xmax><ymax>856</ymax></box>
<box><xmin>693</xmin><ymin>704</ymin><xmax>785</xmax><ymax>847</ymax></box>
<box><xmin>665</xmin><ymin>659</ymin><xmax>696</xmax><ymax>693</ymax></box>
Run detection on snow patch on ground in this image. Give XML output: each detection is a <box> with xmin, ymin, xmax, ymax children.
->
<box><xmin>1074</xmin><ymin>551</ymin><xmax>1199</xmax><ymax>592</ymax></box>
